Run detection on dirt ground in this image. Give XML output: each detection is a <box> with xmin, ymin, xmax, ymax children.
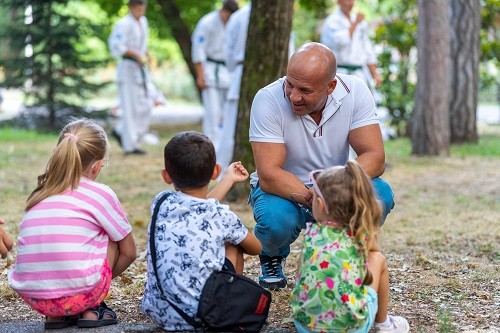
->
<box><xmin>0</xmin><ymin>124</ymin><xmax>498</xmax><ymax>332</ymax></box>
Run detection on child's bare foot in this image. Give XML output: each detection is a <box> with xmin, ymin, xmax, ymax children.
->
<box><xmin>77</xmin><ymin>301</ymin><xmax>118</xmax><ymax>328</ymax></box>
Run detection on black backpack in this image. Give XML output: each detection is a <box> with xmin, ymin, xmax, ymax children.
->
<box><xmin>149</xmin><ymin>193</ymin><xmax>272</xmax><ymax>332</ymax></box>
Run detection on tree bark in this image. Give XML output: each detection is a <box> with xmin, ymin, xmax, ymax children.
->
<box><xmin>232</xmin><ymin>0</ymin><xmax>294</xmax><ymax>199</ymax></box>
<box><xmin>449</xmin><ymin>0</ymin><xmax>480</xmax><ymax>143</ymax></box>
<box><xmin>155</xmin><ymin>0</ymin><xmax>197</xmax><ymax>92</ymax></box>
<box><xmin>411</xmin><ymin>0</ymin><xmax>451</xmax><ymax>156</ymax></box>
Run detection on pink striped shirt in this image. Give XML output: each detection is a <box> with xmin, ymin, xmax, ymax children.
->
<box><xmin>8</xmin><ymin>178</ymin><xmax>132</xmax><ymax>299</ymax></box>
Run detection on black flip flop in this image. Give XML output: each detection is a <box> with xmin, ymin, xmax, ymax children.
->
<box><xmin>44</xmin><ymin>315</ymin><xmax>79</xmax><ymax>329</ymax></box>
<box><xmin>77</xmin><ymin>301</ymin><xmax>118</xmax><ymax>328</ymax></box>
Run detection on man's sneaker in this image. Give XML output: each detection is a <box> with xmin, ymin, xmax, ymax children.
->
<box><xmin>259</xmin><ymin>255</ymin><xmax>287</xmax><ymax>290</ymax></box>
<box><xmin>373</xmin><ymin>315</ymin><xmax>410</xmax><ymax>333</ymax></box>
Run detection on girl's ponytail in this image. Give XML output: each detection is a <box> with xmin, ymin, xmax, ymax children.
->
<box><xmin>26</xmin><ymin>119</ymin><xmax>107</xmax><ymax>211</ymax></box>
<box><xmin>316</xmin><ymin>161</ymin><xmax>382</xmax><ymax>286</ymax></box>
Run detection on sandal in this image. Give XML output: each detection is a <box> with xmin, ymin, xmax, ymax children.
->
<box><xmin>44</xmin><ymin>315</ymin><xmax>79</xmax><ymax>329</ymax></box>
<box><xmin>76</xmin><ymin>301</ymin><xmax>118</xmax><ymax>328</ymax></box>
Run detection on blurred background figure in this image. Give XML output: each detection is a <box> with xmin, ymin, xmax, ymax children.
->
<box><xmin>108</xmin><ymin>0</ymin><xmax>151</xmax><ymax>155</ymax></box>
<box><xmin>217</xmin><ymin>2</ymin><xmax>295</xmax><ymax>174</ymax></box>
<box><xmin>321</xmin><ymin>0</ymin><xmax>395</xmax><ymax>144</ymax></box>
<box><xmin>110</xmin><ymin>80</ymin><xmax>167</xmax><ymax>146</ymax></box>
<box><xmin>191</xmin><ymin>0</ymin><xmax>239</xmax><ymax>149</ymax></box>
<box><xmin>216</xmin><ymin>2</ymin><xmax>250</xmax><ymax>174</ymax></box>
<box><xmin>320</xmin><ymin>0</ymin><xmax>381</xmax><ymax>91</ymax></box>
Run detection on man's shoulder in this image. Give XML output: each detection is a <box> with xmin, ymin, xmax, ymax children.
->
<box><xmin>115</xmin><ymin>14</ymin><xmax>138</xmax><ymax>30</ymax></box>
<box><xmin>199</xmin><ymin>10</ymin><xmax>219</xmax><ymax>25</ymax></box>
<box><xmin>258</xmin><ymin>77</ymin><xmax>285</xmax><ymax>94</ymax></box>
<box><xmin>336</xmin><ymin>73</ymin><xmax>366</xmax><ymax>89</ymax></box>
<box><xmin>324</xmin><ymin>8</ymin><xmax>342</xmax><ymax>22</ymax></box>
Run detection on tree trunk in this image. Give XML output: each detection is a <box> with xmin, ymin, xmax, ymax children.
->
<box><xmin>232</xmin><ymin>0</ymin><xmax>294</xmax><ymax>199</ymax></box>
<box><xmin>449</xmin><ymin>0</ymin><xmax>480</xmax><ymax>143</ymax></box>
<box><xmin>411</xmin><ymin>0</ymin><xmax>451</xmax><ymax>156</ymax></box>
<box><xmin>155</xmin><ymin>0</ymin><xmax>197</xmax><ymax>92</ymax></box>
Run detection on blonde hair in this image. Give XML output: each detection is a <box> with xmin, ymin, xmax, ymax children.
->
<box><xmin>26</xmin><ymin>119</ymin><xmax>108</xmax><ymax>211</ymax></box>
<box><xmin>315</xmin><ymin>160</ymin><xmax>382</xmax><ymax>284</ymax></box>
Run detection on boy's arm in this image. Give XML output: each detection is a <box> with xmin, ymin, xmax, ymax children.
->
<box><xmin>0</xmin><ymin>219</ymin><xmax>14</xmax><ymax>259</ymax></box>
<box><xmin>238</xmin><ymin>231</ymin><xmax>262</xmax><ymax>255</ymax></box>
<box><xmin>207</xmin><ymin>162</ymin><xmax>248</xmax><ymax>201</ymax></box>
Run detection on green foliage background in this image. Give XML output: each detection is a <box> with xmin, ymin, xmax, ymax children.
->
<box><xmin>0</xmin><ymin>0</ymin><xmax>498</xmax><ymax>129</ymax></box>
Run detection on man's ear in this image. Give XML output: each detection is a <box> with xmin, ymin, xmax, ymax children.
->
<box><xmin>211</xmin><ymin>163</ymin><xmax>222</xmax><ymax>180</ymax></box>
<box><xmin>161</xmin><ymin>169</ymin><xmax>173</xmax><ymax>184</ymax></box>
<box><xmin>326</xmin><ymin>78</ymin><xmax>337</xmax><ymax>95</ymax></box>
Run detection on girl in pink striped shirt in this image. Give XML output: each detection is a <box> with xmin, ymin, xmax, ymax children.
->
<box><xmin>8</xmin><ymin>119</ymin><xmax>137</xmax><ymax>329</ymax></box>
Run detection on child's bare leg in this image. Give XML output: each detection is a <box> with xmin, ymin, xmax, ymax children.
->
<box><xmin>368</xmin><ymin>250</ymin><xmax>389</xmax><ymax>323</ymax></box>
<box><xmin>225</xmin><ymin>243</ymin><xmax>244</xmax><ymax>274</ymax></box>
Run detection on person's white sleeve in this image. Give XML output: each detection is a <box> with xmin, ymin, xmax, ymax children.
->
<box><xmin>321</xmin><ymin>16</ymin><xmax>350</xmax><ymax>49</ymax></box>
<box><xmin>362</xmin><ymin>22</ymin><xmax>377</xmax><ymax>65</ymax></box>
<box><xmin>288</xmin><ymin>31</ymin><xmax>295</xmax><ymax>58</ymax></box>
<box><xmin>218</xmin><ymin>205</ymin><xmax>248</xmax><ymax>245</ymax></box>
<box><xmin>249</xmin><ymin>89</ymin><xmax>284</xmax><ymax>143</ymax></box>
<box><xmin>225</xmin><ymin>17</ymin><xmax>239</xmax><ymax>71</ymax></box>
<box><xmin>108</xmin><ymin>20</ymin><xmax>128</xmax><ymax>58</ymax></box>
<box><xmin>350</xmin><ymin>77</ymin><xmax>379</xmax><ymax>130</ymax></box>
<box><xmin>191</xmin><ymin>19</ymin><xmax>207</xmax><ymax>64</ymax></box>
<box><xmin>143</xmin><ymin>17</ymin><xmax>149</xmax><ymax>53</ymax></box>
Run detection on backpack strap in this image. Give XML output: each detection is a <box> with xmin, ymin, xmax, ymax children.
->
<box><xmin>149</xmin><ymin>193</ymin><xmax>205</xmax><ymax>330</ymax></box>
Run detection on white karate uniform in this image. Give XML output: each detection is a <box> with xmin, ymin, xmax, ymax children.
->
<box><xmin>108</xmin><ymin>13</ymin><xmax>150</xmax><ymax>153</ymax></box>
<box><xmin>216</xmin><ymin>4</ymin><xmax>251</xmax><ymax>173</ymax></box>
<box><xmin>217</xmin><ymin>3</ymin><xmax>295</xmax><ymax>173</ymax></box>
<box><xmin>192</xmin><ymin>10</ymin><xmax>231</xmax><ymax>148</ymax></box>
<box><xmin>320</xmin><ymin>8</ymin><xmax>377</xmax><ymax>89</ymax></box>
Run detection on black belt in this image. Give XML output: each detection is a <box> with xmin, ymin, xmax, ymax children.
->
<box><xmin>337</xmin><ymin>64</ymin><xmax>363</xmax><ymax>73</ymax></box>
<box><xmin>206</xmin><ymin>57</ymin><xmax>226</xmax><ymax>65</ymax></box>
<box><xmin>123</xmin><ymin>55</ymin><xmax>148</xmax><ymax>97</ymax></box>
<box><xmin>206</xmin><ymin>57</ymin><xmax>226</xmax><ymax>87</ymax></box>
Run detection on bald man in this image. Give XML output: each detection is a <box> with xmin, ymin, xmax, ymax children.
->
<box><xmin>248</xmin><ymin>43</ymin><xmax>394</xmax><ymax>290</ymax></box>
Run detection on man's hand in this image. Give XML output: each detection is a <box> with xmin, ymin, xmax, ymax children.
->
<box><xmin>355</xmin><ymin>13</ymin><xmax>365</xmax><ymax>24</ymax></box>
<box><xmin>196</xmin><ymin>76</ymin><xmax>207</xmax><ymax>90</ymax></box>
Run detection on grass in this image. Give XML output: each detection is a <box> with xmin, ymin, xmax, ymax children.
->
<box><xmin>0</xmin><ymin>122</ymin><xmax>499</xmax><ymax>331</ymax></box>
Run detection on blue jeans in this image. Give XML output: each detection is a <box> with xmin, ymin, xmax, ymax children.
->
<box><xmin>249</xmin><ymin>178</ymin><xmax>394</xmax><ymax>257</ymax></box>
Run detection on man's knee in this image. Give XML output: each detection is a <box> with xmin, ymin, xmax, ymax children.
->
<box><xmin>254</xmin><ymin>206</ymin><xmax>301</xmax><ymax>244</ymax></box>
<box><xmin>372</xmin><ymin>178</ymin><xmax>395</xmax><ymax>224</ymax></box>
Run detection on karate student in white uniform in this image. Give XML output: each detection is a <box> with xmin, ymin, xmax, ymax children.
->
<box><xmin>108</xmin><ymin>0</ymin><xmax>150</xmax><ymax>155</ymax></box>
<box><xmin>217</xmin><ymin>2</ymin><xmax>295</xmax><ymax>174</ymax></box>
<box><xmin>215</xmin><ymin>3</ymin><xmax>250</xmax><ymax>174</ymax></box>
<box><xmin>320</xmin><ymin>0</ymin><xmax>381</xmax><ymax>90</ymax></box>
<box><xmin>191</xmin><ymin>0</ymin><xmax>239</xmax><ymax>149</ymax></box>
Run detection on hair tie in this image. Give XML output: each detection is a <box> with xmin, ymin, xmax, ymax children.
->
<box><xmin>64</xmin><ymin>133</ymin><xmax>79</xmax><ymax>142</ymax></box>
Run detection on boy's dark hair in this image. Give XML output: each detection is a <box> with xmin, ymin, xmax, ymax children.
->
<box><xmin>129</xmin><ymin>0</ymin><xmax>145</xmax><ymax>6</ymax></box>
<box><xmin>222</xmin><ymin>0</ymin><xmax>239</xmax><ymax>14</ymax></box>
<box><xmin>164</xmin><ymin>131</ymin><xmax>216</xmax><ymax>189</ymax></box>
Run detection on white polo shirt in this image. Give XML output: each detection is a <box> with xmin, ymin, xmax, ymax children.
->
<box><xmin>249</xmin><ymin>74</ymin><xmax>379</xmax><ymax>186</ymax></box>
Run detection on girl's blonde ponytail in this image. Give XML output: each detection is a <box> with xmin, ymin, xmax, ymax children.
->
<box><xmin>26</xmin><ymin>119</ymin><xmax>108</xmax><ymax>211</ymax></box>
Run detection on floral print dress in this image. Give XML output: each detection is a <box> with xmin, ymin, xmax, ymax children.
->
<box><xmin>290</xmin><ymin>222</ymin><xmax>370</xmax><ymax>332</ymax></box>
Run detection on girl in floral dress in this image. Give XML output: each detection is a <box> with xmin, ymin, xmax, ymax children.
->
<box><xmin>290</xmin><ymin>161</ymin><xmax>409</xmax><ymax>333</ymax></box>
